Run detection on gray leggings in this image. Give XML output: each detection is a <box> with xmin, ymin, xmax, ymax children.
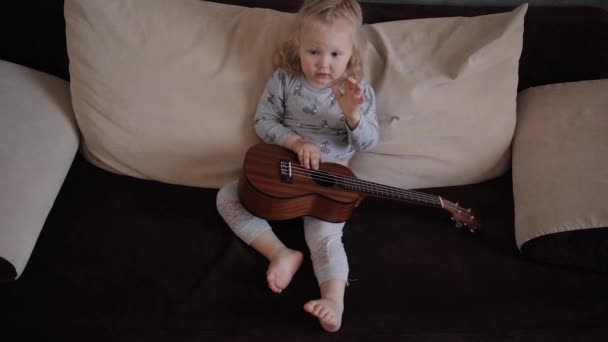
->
<box><xmin>216</xmin><ymin>180</ymin><xmax>348</xmax><ymax>284</ymax></box>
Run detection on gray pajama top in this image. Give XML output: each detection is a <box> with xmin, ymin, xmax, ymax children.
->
<box><xmin>254</xmin><ymin>69</ymin><xmax>380</xmax><ymax>162</ymax></box>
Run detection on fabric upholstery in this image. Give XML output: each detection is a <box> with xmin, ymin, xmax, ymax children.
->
<box><xmin>65</xmin><ymin>0</ymin><xmax>293</xmax><ymax>187</ymax></box>
<box><xmin>3</xmin><ymin>1</ymin><xmax>608</xmax><ymax>339</ymax></box>
<box><xmin>0</xmin><ymin>60</ymin><xmax>79</xmax><ymax>278</ymax></box>
<box><xmin>513</xmin><ymin>79</ymin><xmax>608</xmax><ymax>271</ymax></box>
<box><xmin>351</xmin><ymin>5</ymin><xmax>527</xmax><ymax>188</ymax></box>
<box><xmin>65</xmin><ymin>0</ymin><xmax>526</xmax><ymax>189</ymax></box>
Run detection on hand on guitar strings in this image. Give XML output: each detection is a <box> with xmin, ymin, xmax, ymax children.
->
<box><xmin>287</xmin><ymin>137</ymin><xmax>322</xmax><ymax>170</ymax></box>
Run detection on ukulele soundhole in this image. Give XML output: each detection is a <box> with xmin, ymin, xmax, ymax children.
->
<box><xmin>311</xmin><ymin>171</ymin><xmax>336</xmax><ymax>187</ymax></box>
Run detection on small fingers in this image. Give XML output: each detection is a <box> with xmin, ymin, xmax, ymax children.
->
<box><xmin>298</xmin><ymin>150</ymin><xmax>309</xmax><ymax>169</ymax></box>
<box><xmin>343</xmin><ymin>78</ymin><xmax>363</xmax><ymax>94</ymax></box>
<box><xmin>310</xmin><ymin>155</ymin><xmax>320</xmax><ymax>170</ymax></box>
<box><xmin>307</xmin><ymin>149</ymin><xmax>321</xmax><ymax>170</ymax></box>
<box><xmin>356</xmin><ymin>83</ymin><xmax>364</xmax><ymax>97</ymax></box>
<box><xmin>332</xmin><ymin>87</ymin><xmax>342</xmax><ymax>98</ymax></box>
<box><xmin>356</xmin><ymin>93</ymin><xmax>364</xmax><ymax>105</ymax></box>
<box><xmin>298</xmin><ymin>148</ymin><xmax>320</xmax><ymax>170</ymax></box>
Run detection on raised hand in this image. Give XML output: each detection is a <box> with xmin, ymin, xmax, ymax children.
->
<box><xmin>333</xmin><ymin>77</ymin><xmax>364</xmax><ymax>129</ymax></box>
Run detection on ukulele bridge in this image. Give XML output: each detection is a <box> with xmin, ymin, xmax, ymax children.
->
<box><xmin>279</xmin><ymin>160</ymin><xmax>293</xmax><ymax>183</ymax></box>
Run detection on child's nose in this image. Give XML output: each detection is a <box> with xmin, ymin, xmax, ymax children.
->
<box><xmin>317</xmin><ymin>55</ymin><xmax>330</xmax><ymax>67</ymax></box>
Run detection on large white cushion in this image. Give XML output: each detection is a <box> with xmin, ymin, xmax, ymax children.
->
<box><xmin>352</xmin><ymin>5</ymin><xmax>526</xmax><ymax>188</ymax></box>
<box><xmin>0</xmin><ymin>60</ymin><xmax>79</xmax><ymax>278</ymax></box>
<box><xmin>65</xmin><ymin>0</ymin><xmax>293</xmax><ymax>187</ymax></box>
<box><xmin>513</xmin><ymin>79</ymin><xmax>608</xmax><ymax>258</ymax></box>
<box><xmin>65</xmin><ymin>0</ymin><xmax>526</xmax><ymax>189</ymax></box>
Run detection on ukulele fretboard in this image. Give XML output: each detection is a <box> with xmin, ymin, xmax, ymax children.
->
<box><xmin>280</xmin><ymin>160</ymin><xmax>442</xmax><ymax>207</ymax></box>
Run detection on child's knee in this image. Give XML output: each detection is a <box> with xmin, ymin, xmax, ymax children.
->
<box><xmin>216</xmin><ymin>179</ymin><xmax>239</xmax><ymax>211</ymax></box>
<box><xmin>216</xmin><ymin>180</ymin><xmax>252</xmax><ymax>230</ymax></box>
<box><xmin>303</xmin><ymin>217</ymin><xmax>347</xmax><ymax>266</ymax></box>
<box><xmin>303</xmin><ymin>217</ymin><xmax>345</xmax><ymax>246</ymax></box>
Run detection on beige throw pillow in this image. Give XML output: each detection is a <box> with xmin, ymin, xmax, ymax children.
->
<box><xmin>0</xmin><ymin>61</ymin><xmax>79</xmax><ymax>278</ymax></box>
<box><xmin>65</xmin><ymin>0</ymin><xmax>526</xmax><ymax>189</ymax></box>
<box><xmin>351</xmin><ymin>5</ymin><xmax>527</xmax><ymax>188</ymax></box>
<box><xmin>513</xmin><ymin>79</ymin><xmax>608</xmax><ymax>250</ymax></box>
<box><xmin>65</xmin><ymin>0</ymin><xmax>293</xmax><ymax>187</ymax></box>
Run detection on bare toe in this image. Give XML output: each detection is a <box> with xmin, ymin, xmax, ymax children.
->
<box><xmin>266</xmin><ymin>272</ymin><xmax>282</xmax><ymax>293</ymax></box>
<box><xmin>266</xmin><ymin>248</ymin><xmax>303</xmax><ymax>293</ymax></box>
<box><xmin>304</xmin><ymin>299</ymin><xmax>343</xmax><ymax>332</ymax></box>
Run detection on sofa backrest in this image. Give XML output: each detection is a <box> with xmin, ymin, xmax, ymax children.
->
<box><xmin>1</xmin><ymin>1</ymin><xmax>607</xmax><ymax>89</ymax></box>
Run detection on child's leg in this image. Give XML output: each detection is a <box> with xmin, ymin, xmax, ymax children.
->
<box><xmin>301</xmin><ymin>216</ymin><xmax>348</xmax><ymax>332</ymax></box>
<box><xmin>216</xmin><ymin>180</ymin><xmax>303</xmax><ymax>293</ymax></box>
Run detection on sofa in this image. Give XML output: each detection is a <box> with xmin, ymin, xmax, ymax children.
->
<box><xmin>1</xmin><ymin>0</ymin><xmax>608</xmax><ymax>340</ymax></box>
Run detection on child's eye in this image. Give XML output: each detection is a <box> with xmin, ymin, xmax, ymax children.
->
<box><xmin>331</xmin><ymin>52</ymin><xmax>342</xmax><ymax>57</ymax></box>
<box><xmin>309</xmin><ymin>50</ymin><xmax>319</xmax><ymax>56</ymax></box>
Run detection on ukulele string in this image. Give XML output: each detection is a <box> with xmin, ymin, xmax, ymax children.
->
<box><xmin>285</xmin><ymin>167</ymin><xmax>440</xmax><ymax>205</ymax></box>
<box><xmin>289</xmin><ymin>174</ymin><xmax>439</xmax><ymax>206</ymax></box>
<box><xmin>283</xmin><ymin>164</ymin><xmax>442</xmax><ymax>207</ymax></box>
<box><xmin>285</xmin><ymin>168</ymin><xmax>437</xmax><ymax>205</ymax></box>
<box><xmin>283</xmin><ymin>164</ymin><xmax>475</xmax><ymax>221</ymax></box>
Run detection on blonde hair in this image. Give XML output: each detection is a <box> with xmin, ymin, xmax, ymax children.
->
<box><xmin>273</xmin><ymin>0</ymin><xmax>365</xmax><ymax>80</ymax></box>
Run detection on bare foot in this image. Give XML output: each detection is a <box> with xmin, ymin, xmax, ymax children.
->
<box><xmin>266</xmin><ymin>248</ymin><xmax>303</xmax><ymax>293</ymax></box>
<box><xmin>304</xmin><ymin>298</ymin><xmax>344</xmax><ymax>332</ymax></box>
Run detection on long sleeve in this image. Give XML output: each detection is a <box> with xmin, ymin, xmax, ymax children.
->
<box><xmin>253</xmin><ymin>70</ymin><xmax>294</xmax><ymax>146</ymax></box>
<box><xmin>346</xmin><ymin>83</ymin><xmax>379</xmax><ymax>151</ymax></box>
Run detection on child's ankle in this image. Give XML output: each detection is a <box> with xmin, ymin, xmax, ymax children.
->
<box><xmin>267</xmin><ymin>245</ymin><xmax>290</xmax><ymax>261</ymax></box>
<box><xmin>319</xmin><ymin>279</ymin><xmax>346</xmax><ymax>302</ymax></box>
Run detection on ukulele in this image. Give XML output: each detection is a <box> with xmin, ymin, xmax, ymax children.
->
<box><xmin>238</xmin><ymin>143</ymin><xmax>481</xmax><ymax>233</ymax></box>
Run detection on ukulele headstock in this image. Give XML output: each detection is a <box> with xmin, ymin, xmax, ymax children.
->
<box><xmin>442</xmin><ymin>199</ymin><xmax>481</xmax><ymax>233</ymax></box>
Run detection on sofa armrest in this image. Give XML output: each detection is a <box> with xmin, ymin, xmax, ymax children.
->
<box><xmin>0</xmin><ymin>60</ymin><xmax>79</xmax><ymax>281</ymax></box>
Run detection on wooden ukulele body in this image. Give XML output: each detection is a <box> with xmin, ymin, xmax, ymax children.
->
<box><xmin>238</xmin><ymin>144</ymin><xmax>362</xmax><ymax>222</ymax></box>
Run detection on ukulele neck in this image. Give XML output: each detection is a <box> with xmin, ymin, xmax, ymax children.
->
<box><xmin>339</xmin><ymin>176</ymin><xmax>443</xmax><ymax>208</ymax></box>
<box><xmin>280</xmin><ymin>160</ymin><xmax>443</xmax><ymax>208</ymax></box>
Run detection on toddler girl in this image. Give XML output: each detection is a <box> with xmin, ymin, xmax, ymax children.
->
<box><xmin>216</xmin><ymin>0</ymin><xmax>379</xmax><ymax>332</ymax></box>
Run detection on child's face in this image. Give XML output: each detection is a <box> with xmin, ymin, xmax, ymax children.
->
<box><xmin>298</xmin><ymin>18</ymin><xmax>354</xmax><ymax>90</ymax></box>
